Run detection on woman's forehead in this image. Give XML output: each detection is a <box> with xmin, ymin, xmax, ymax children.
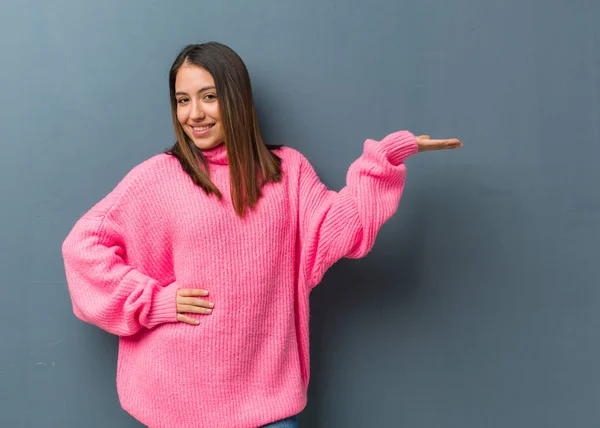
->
<box><xmin>175</xmin><ymin>65</ymin><xmax>215</xmax><ymax>92</ymax></box>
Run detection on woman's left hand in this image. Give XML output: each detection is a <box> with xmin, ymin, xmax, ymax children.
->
<box><xmin>416</xmin><ymin>135</ymin><xmax>463</xmax><ymax>152</ymax></box>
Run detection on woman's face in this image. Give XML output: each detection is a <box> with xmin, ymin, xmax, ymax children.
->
<box><xmin>175</xmin><ymin>64</ymin><xmax>225</xmax><ymax>150</ymax></box>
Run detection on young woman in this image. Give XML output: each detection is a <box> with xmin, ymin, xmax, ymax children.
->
<box><xmin>62</xmin><ymin>42</ymin><xmax>462</xmax><ymax>428</ymax></box>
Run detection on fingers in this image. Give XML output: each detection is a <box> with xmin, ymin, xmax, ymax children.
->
<box><xmin>176</xmin><ymin>304</ymin><xmax>212</xmax><ymax>325</ymax></box>
<box><xmin>177</xmin><ymin>296</ymin><xmax>214</xmax><ymax>308</ymax></box>
<box><xmin>176</xmin><ymin>289</ymin><xmax>214</xmax><ymax>324</ymax></box>
<box><xmin>428</xmin><ymin>138</ymin><xmax>462</xmax><ymax>146</ymax></box>
<box><xmin>178</xmin><ymin>304</ymin><xmax>213</xmax><ymax>314</ymax></box>
<box><xmin>448</xmin><ymin>139</ymin><xmax>463</xmax><ymax>148</ymax></box>
<box><xmin>177</xmin><ymin>313</ymin><xmax>200</xmax><ymax>325</ymax></box>
<box><xmin>417</xmin><ymin>137</ymin><xmax>463</xmax><ymax>152</ymax></box>
<box><xmin>177</xmin><ymin>288</ymin><xmax>209</xmax><ymax>297</ymax></box>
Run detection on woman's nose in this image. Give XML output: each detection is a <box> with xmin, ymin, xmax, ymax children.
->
<box><xmin>190</xmin><ymin>101</ymin><xmax>205</xmax><ymax>120</ymax></box>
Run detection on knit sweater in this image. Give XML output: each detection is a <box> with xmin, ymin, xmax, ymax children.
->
<box><xmin>62</xmin><ymin>130</ymin><xmax>418</xmax><ymax>428</ymax></box>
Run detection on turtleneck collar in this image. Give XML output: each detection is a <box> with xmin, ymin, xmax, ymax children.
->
<box><xmin>200</xmin><ymin>142</ymin><xmax>228</xmax><ymax>165</ymax></box>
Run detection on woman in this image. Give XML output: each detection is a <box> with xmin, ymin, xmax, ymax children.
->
<box><xmin>62</xmin><ymin>42</ymin><xmax>462</xmax><ymax>428</ymax></box>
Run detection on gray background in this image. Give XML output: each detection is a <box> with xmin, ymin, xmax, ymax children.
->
<box><xmin>1</xmin><ymin>0</ymin><xmax>599</xmax><ymax>427</ymax></box>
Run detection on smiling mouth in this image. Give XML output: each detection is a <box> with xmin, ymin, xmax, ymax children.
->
<box><xmin>191</xmin><ymin>124</ymin><xmax>215</xmax><ymax>131</ymax></box>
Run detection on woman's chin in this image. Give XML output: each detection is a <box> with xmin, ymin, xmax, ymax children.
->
<box><xmin>192</xmin><ymin>139</ymin><xmax>222</xmax><ymax>150</ymax></box>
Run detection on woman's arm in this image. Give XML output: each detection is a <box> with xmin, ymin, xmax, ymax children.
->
<box><xmin>62</xmin><ymin>215</ymin><xmax>179</xmax><ymax>336</ymax></box>
<box><xmin>62</xmin><ymin>165</ymin><xmax>179</xmax><ymax>336</ymax></box>
<box><xmin>297</xmin><ymin>131</ymin><xmax>462</xmax><ymax>288</ymax></box>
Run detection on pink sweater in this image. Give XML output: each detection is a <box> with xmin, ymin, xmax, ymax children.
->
<box><xmin>62</xmin><ymin>131</ymin><xmax>418</xmax><ymax>428</ymax></box>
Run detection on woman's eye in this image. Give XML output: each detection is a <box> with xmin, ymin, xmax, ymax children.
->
<box><xmin>204</xmin><ymin>94</ymin><xmax>217</xmax><ymax>101</ymax></box>
<box><xmin>177</xmin><ymin>98</ymin><xmax>188</xmax><ymax>104</ymax></box>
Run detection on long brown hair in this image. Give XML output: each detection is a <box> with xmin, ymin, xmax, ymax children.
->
<box><xmin>166</xmin><ymin>42</ymin><xmax>282</xmax><ymax>217</ymax></box>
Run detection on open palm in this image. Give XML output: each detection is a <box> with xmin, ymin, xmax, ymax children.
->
<box><xmin>416</xmin><ymin>135</ymin><xmax>463</xmax><ymax>152</ymax></box>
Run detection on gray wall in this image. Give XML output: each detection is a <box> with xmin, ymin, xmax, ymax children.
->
<box><xmin>1</xmin><ymin>0</ymin><xmax>599</xmax><ymax>427</ymax></box>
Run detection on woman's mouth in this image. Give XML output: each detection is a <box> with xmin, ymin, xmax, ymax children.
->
<box><xmin>190</xmin><ymin>123</ymin><xmax>215</xmax><ymax>137</ymax></box>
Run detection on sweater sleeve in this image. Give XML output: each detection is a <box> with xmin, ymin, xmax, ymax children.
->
<box><xmin>62</xmin><ymin>166</ymin><xmax>179</xmax><ymax>336</ymax></box>
<box><xmin>298</xmin><ymin>130</ymin><xmax>418</xmax><ymax>288</ymax></box>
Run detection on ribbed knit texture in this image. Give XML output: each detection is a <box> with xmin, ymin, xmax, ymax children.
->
<box><xmin>62</xmin><ymin>131</ymin><xmax>418</xmax><ymax>428</ymax></box>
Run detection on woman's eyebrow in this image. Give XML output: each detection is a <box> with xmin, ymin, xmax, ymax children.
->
<box><xmin>175</xmin><ymin>86</ymin><xmax>216</xmax><ymax>96</ymax></box>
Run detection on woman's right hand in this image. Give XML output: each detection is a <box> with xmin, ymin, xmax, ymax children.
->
<box><xmin>176</xmin><ymin>288</ymin><xmax>214</xmax><ymax>325</ymax></box>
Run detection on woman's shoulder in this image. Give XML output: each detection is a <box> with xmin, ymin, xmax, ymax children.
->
<box><xmin>129</xmin><ymin>153</ymin><xmax>180</xmax><ymax>176</ymax></box>
<box><xmin>270</xmin><ymin>146</ymin><xmax>311</xmax><ymax>170</ymax></box>
<box><xmin>99</xmin><ymin>153</ymin><xmax>181</xmax><ymax>210</ymax></box>
<box><xmin>115</xmin><ymin>153</ymin><xmax>181</xmax><ymax>186</ymax></box>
